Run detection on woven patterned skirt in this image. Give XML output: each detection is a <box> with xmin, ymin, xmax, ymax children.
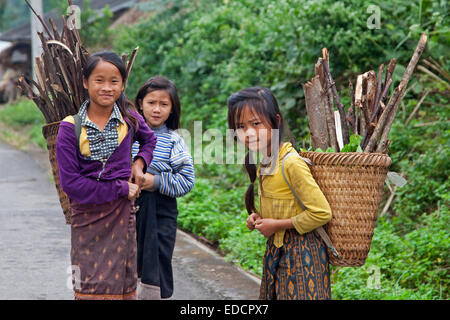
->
<box><xmin>70</xmin><ymin>196</ymin><xmax>138</xmax><ymax>300</ymax></box>
<box><xmin>259</xmin><ymin>229</ymin><xmax>332</xmax><ymax>300</ymax></box>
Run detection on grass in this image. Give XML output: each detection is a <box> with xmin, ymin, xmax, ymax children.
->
<box><xmin>0</xmin><ymin>99</ymin><xmax>46</xmax><ymax>150</ymax></box>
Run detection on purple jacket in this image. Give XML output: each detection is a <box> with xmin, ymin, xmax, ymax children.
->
<box><xmin>56</xmin><ymin>110</ymin><xmax>157</xmax><ymax>205</ymax></box>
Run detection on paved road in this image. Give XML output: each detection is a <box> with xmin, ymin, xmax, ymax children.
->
<box><xmin>0</xmin><ymin>141</ymin><xmax>260</xmax><ymax>300</ymax></box>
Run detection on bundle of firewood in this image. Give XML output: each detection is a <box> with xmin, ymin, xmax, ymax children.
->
<box><xmin>303</xmin><ymin>33</ymin><xmax>427</xmax><ymax>154</ymax></box>
<box><xmin>19</xmin><ymin>0</ymin><xmax>138</xmax><ymax>124</ymax></box>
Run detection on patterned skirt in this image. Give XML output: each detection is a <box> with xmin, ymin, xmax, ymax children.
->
<box><xmin>259</xmin><ymin>229</ymin><xmax>332</xmax><ymax>300</ymax></box>
<box><xmin>70</xmin><ymin>196</ymin><xmax>137</xmax><ymax>300</ymax></box>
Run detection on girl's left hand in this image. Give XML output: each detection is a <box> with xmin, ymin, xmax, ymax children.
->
<box><xmin>254</xmin><ymin>218</ymin><xmax>281</xmax><ymax>238</ymax></box>
<box><xmin>131</xmin><ymin>158</ymin><xmax>146</xmax><ymax>187</ymax></box>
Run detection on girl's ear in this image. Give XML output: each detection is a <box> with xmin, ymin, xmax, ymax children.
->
<box><xmin>276</xmin><ymin>114</ymin><xmax>281</xmax><ymax>127</ymax></box>
<box><xmin>83</xmin><ymin>77</ymin><xmax>88</xmax><ymax>90</ymax></box>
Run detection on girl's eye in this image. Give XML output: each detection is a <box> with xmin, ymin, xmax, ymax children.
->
<box><xmin>253</xmin><ymin>122</ymin><xmax>261</xmax><ymax>126</ymax></box>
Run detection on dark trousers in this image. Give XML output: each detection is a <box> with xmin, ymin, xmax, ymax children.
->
<box><xmin>135</xmin><ymin>190</ymin><xmax>178</xmax><ymax>298</ymax></box>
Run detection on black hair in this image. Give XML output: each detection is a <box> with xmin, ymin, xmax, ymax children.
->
<box><xmin>83</xmin><ymin>51</ymin><xmax>139</xmax><ymax>129</ymax></box>
<box><xmin>134</xmin><ymin>76</ymin><xmax>181</xmax><ymax>130</ymax></box>
<box><xmin>227</xmin><ymin>86</ymin><xmax>285</xmax><ymax>215</ymax></box>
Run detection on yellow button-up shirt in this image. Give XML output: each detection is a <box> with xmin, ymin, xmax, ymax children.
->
<box><xmin>258</xmin><ymin>142</ymin><xmax>332</xmax><ymax>247</ymax></box>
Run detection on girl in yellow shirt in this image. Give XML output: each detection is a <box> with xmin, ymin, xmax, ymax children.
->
<box><xmin>227</xmin><ymin>87</ymin><xmax>332</xmax><ymax>300</ymax></box>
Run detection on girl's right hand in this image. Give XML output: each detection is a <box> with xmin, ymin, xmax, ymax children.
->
<box><xmin>246</xmin><ymin>212</ymin><xmax>261</xmax><ymax>230</ymax></box>
<box><xmin>127</xmin><ymin>182</ymin><xmax>141</xmax><ymax>201</ymax></box>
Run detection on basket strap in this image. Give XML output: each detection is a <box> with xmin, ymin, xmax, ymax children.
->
<box><xmin>281</xmin><ymin>153</ymin><xmax>341</xmax><ymax>259</ymax></box>
<box><xmin>73</xmin><ymin>113</ymin><xmax>82</xmax><ymax>149</ymax></box>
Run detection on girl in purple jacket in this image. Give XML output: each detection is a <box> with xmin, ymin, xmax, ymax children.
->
<box><xmin>56</xmin><ymin>51</ymin><xmax>157</xmax><ymax>300</ymax></box>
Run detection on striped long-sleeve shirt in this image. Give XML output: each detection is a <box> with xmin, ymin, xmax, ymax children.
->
<box><xmin>132</xmin><ymin>124</ymin><xmax>194</xmax><ymax>198</ymax></box>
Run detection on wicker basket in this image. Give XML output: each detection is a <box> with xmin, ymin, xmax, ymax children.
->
<box><xmin>42</xmin><ymin>121</ymin><xmax>71</xmax><ymax>224</ymax></box>
<box><xmin>299</xmin><ymin>151</ymin><xmax>392</xmax><ymax>267</ymax></box>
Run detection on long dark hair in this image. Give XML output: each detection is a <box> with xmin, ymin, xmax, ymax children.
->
<box><xmin>227</xmin><ymin>86</ymin><xmax>285</xmax><ymax>215</ymax></box>
<box><xmin>83</xmin><ymin>51</ymin><xmax>139</xmax><ymax>130</ymax></box>
<box><xmin>134</xmin><ymin>76</ymin><xmax>181</xmax><ymax>130</ymax></box>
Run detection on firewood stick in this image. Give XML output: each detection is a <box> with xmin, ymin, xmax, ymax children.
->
<box><xmin>48</xmin><ymin>18</ymin><xmax>60</xmax><ymax>42</ymax></box>
<box><xmin>383</xmin><ymin>58</ymin><xmax>396</xmax><ymax>93</ymax></box>
<box><xmin>359</xmin><ymin>107</ymin><xmax>367</xmax><ymax>139</ymax></box>
<box><xmin>321</xmin><ymin>59</ymin><xmax>350</xmax><ymax>145</ymax></box>
<box><xmin>372</xmin><ymin>64</ymin><xmax>384</xmax><ymax>121</ymax></box>
<box><xmin>124</xmin><ymin>47</ymin><xmax>139</xmax><ymax>91</ymax></box>
<box><xmin>19</xmin><ymin>77</ymin><xmax>52</xmax><ymax>123</ymax></box>
<box><xmin>360</xmin><ymin>75</ymin><xmax>372</xmax><ymax>130</ymax></box>
<box><xmin>303</xmin><ymin>76</ymin><xmax>330</xmax><ymax>150</ymax></box>
<box><xmin>405</xmin><ymin>89</ymin><xmax>431</xmax><ymax>126</ymax></box>
<box><xmin>315</xmin><ymin>57</ymin><xmax>338</xmax><ymax>151</ymax></box>
<box><xmin>364</xmin><ymin>86</ymin><xmax>401</xmax><ymax>153</ymax></box>
<box><xmin>24</xmin><ymin>0</ymin><xmax>53</xmax><ymax>38</ymax></box>
<box><xmin>56</xmin><ymin>56</ymin><xmax>74</xmax><ymax>98</ymax></box>
<box><xmin>28</xmin><ymin>77</ymin><xmax>56</xmax><ymax>121</ymax></box>
<box><xmin>371</xmin><ymin>78</ymin><xmax>392</xmax><ymax>123</ymax></box>
<box><xmin>346</xmin><ymin>80</ymin><xmax>355</xmax><ymax>134</ymax></box>
<box><xmin>325</xmin><ymin>92</ymin><xmax>339</xmax><ymax>151</ymax></box>
<box><xmin>362</xmin><ymin>76</ymin><xmax>393</xmax><ymax>149</ymax></box>
<box><xmin>375</xmin><ymin>33</ymin><xmax>428</xmax><ymax>153</ymax></box>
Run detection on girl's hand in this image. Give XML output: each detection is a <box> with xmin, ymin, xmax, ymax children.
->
<box><xmin>254</xmin><ymin>218</ymin><xmax>294</xmax><ymax>238</ymax></box>
<box><xmin>131</xmin><ymin>158</ymin><xmax>145</xmax><ymax>187</ymax></box>
<box><xmin>246</xmin><ymin>212</ymin><xmax>261</xmax><ymax>230</ymax></box>
<box><xmin>127</xmin><ymin>182</ymin><xmax>141</xmax><ymax>201</ymax></box>
<box><xmin>141</xmin><ymin>173</ymin><xmax>155</xmax><ymax>190</ymax></box>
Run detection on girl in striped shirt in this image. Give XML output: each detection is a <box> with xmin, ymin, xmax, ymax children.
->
<box><xmin>132</xmin><ymin>76</ymin><xmax>194</xmax><ymax>299</ymax></box>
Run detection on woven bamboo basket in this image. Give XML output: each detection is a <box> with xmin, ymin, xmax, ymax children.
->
<box><xmin>42</xmin><ymin>121</ymin><xmax>71</xmax><ymax>224</ymax></box>
<box><xmin>299</xmin><ymin>151</ymin><xmax>392</xmax><ymax>267</ymax></box>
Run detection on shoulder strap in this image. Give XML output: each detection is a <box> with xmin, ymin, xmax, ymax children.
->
<box><xmin>281</xmin><ymin>152</ymin><xmax>340</xmax><ymax>259</ymax></box>
<box><xmin>129</xmin><ymin>122</ymin><xmax>135</xmax><ymax>160</ymax></box>
<box><xmin>73</xmin><ymin>114</ymin><xmax>82</xmax><ymax>149</ymax></box>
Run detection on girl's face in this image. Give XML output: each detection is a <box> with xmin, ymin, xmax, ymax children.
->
<box><xmin>83</xmin><ymin>60</ymin><xmax>123</xmax><ymax>109</ymax></box>
<box><xmin>235</xmin><ymin>106</ymin><xmax>278</xmax><ymax>156</ymax></box>
<box><xmin>140</xmin><ymin>90</ymin><xmax>172</xmax><ymax>128</ymax></box>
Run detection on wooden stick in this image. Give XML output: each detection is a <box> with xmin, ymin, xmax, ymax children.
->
<box><xmin>346</xmin><ymin>80</ymin><xmax>355</xmax><ymax>134</ymax></box>
<box><xmin>375</xmin><ymin>33</ymin><xmax>428</xmax><ymax>152</ymax></box>
<box><xmin>363</xmin><ymin>86</ymin><xmax>401</xmax><ymax>153</ymax></box>
<box><xmin>316</xmin><ymin>57</ymin><xmax>338</xmax><ymax>151</ymax></box>
<box><xmin>24</xmin><ymin>0</ymin><xmax>53</xmax><ymax>38</ymax></box>
<box><xmin>321</xmin><ymin>59</ymin><xmax>350</xmax><ymax>145</ymax></box>
<box><xmin>124</xmin><ymin>46</ymin><xmax>139</xmax><ymax>91</ymax></box>
<box><xmin>372</xmin><ymin>64</ymin><xmax>385</xmax><ymax>122</ymax></box>
<box><xmin>383</xmin><ymin>58</ymin><xmax>396</xmax><ymax>93</ymax></box>
<box><xmin>371</xmin><ymin>78</ymin><xmax>392</xmax><ymax>123</ymax></box>
<box><xmin>303</xmin><ymin>76</ymin><xmax>330</xmax><ymax>150</ymax></box>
